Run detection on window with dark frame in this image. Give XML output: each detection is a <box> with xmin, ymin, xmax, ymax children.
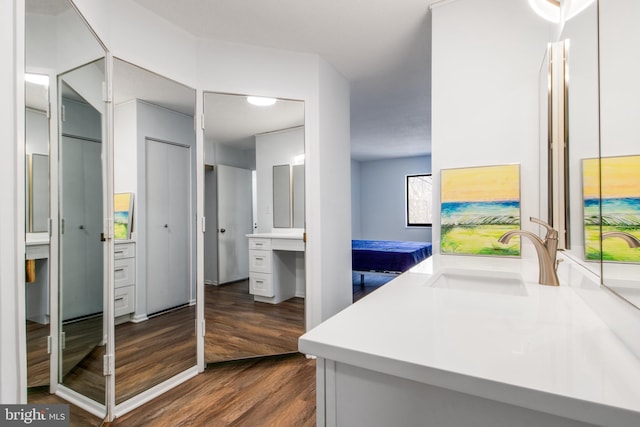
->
<box><xmin>406</xmin><ymin>174</ymin><xmax>432</xmax><ymax>227</ymax></box>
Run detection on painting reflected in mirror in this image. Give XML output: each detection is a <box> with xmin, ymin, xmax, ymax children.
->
<box><xmin>598</xmin><ymin>0</ymin><xmax>640</xmax><ymax>308</ymax></box>
<box><xmin>112</xmin><ymin>58</ymin><xmax>197</xmax><ymax>404</ymax></box>
<box><xmin>203</xmin><ymin>92</ymin><xmax>305</xmax><ymax>363</ymax></box>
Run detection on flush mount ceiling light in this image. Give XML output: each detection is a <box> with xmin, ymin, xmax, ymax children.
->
<box><xmin>528</xmin><ymin>0</ymin><xmax>595</xmax><ymax>23</ymax></box>
<box><xmin>247</xmin><ymin>96</ymin><xmax>276</xmax><ymax>107</ymax></box>
<box><xmin>25</xmin><ymin>73</ymin><xmax>49</xmax><ymax>86</ymax></box>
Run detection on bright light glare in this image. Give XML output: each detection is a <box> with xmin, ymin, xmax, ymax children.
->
<box><xmin>293</xmin><ymin>154</ymin><xmax>305</xmax><ymax>165</ymax></box>
<box><xmin>25</xmin><ymin>73</ymin><xmax>49</xmax><ymax>86</ymax></box>
<box><xmin>247</xmin><ymin>96</ymin><xmax>276</xmax><ymax>107</ymax></box>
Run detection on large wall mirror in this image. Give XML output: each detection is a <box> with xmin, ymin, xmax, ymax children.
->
<box><xmin>25</xmin><ymin>0</ymin><xmax>107</xmax><ymax>417</ymax></box>
<box><xmin>112</xmin><ymin>58</ymin><xmax>197</xmax><ymax>404</ymax></box>
<box><xmin>598</xmin><ymin>0</ymin><xmax>640</xmax><ymax>308</ymax></box>
<box><xmin>203</xmin><ymin>92</ymin><xmax>305</xmax><ymax>363</ymax></box>
<box><xmin>544</xmin><ymin>0</ymin><xmax>640</xmax><ymax>311</ymax></box>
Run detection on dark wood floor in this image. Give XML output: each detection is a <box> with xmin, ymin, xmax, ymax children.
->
<box><xmin>28</xmin><ymin>387</ymin><xmax>103</xmax><ymax>427</ymax></box>
<box><xmin>26</xmin><ymin>276</ymin><xmax>390</xmax><ymax>425</ymax></box>
<box><xmin>352</xmin><ymin>272</ymin><xmax>394</xmax><ymax>302</ymax></box>
<box><xmin>26</xmin><ymin>321</ymin><xmax>49</xmax><ymax>388</ymax></box>
<box><xmin>112</xmin><ymin>354</ymin><xmax>315</xmax><ymax>427</ymax></box>
<box><xmin>205</xmin><ymin>280</ymin><xmax>305</xmax><ymax>363</ymax></box>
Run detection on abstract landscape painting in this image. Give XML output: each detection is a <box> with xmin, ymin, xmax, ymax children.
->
<box><xmin>584</xmin><ymin>155</ymin><xmax>640</xmax><ymax>262</ymax></box>
<box><xmin>114</xmin><ymin>192</ymin><xmax>134</xmax><ymax>240</ymax></box>
<box><xmin>441</xmin><ymin>164</ymin><xmax>521</xmax><ymax>256</ymax></box>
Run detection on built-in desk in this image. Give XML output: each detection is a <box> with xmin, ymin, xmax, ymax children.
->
<box><xmin>246</xmin><ymin>232</ymin><xmax>305</xmax><ymax>304</ymax></box>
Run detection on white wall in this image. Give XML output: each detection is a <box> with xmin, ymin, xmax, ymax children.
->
<box><xmin>255</xmin><ymin>127</ymin><xmax>305</xmax><ymax>233</ymax></box>
<box><xmin>431</xmin><ymin>0</ymin><xmax>553</xmax><ymax>277</ymax></box>
<box><xmin>356</xmin><ymin>155</ymin><xmax>432</xmax><ymax>242</ymax></box>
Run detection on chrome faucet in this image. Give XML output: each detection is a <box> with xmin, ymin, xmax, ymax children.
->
<box><xmin>602</xmin><ymin>231</ymin><xmax>640</xmax><ymax>248</ymax></box>
<box><xmin>498</xmin><ymin>217</ymin><xmax>560</xmax><ymax>287</ymax></box>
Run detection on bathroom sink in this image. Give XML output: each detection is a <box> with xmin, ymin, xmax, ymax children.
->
<box><xmin>426</xmin><ymin>268</ymin><xmax>527</xmax><ymax>296</ymax></box>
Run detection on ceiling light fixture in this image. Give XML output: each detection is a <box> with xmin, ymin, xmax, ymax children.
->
<box><xmin>247</xmin><ymin>96</ymin><xmax>276</xmax><ymax>107</ymax></box>
<box><xmin>25</xmin><ymin>73</ymin><xmax>49</xmax><ymax>86</ymax></box>
<box><xmin>528</xmin><ymin>0</ymin><xmax>596</xmax><ymax>23</ymax></box>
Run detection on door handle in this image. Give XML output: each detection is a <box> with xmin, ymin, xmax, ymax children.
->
<box><xmin>164</xmin><ymin>224</ymin><xmax>168</xmax><ymax>228</ymax></box>
<box><xmin>219</xmin><ymin>228</ymin><xmax>226</xmax><ymax>233</ymax></box>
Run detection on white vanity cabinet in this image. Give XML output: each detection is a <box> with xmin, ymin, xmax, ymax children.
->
<box><xmin>114</xmin><ymin>241</ymin><xmax>135</xmax><ymax>318</ymax></box>
<box><xmin>247</xmin><ymin>234</ymin><xmax>305</xmax><ymax>304</ymax></box>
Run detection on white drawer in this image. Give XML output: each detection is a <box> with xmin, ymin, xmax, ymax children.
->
<box><xmin>250</xmin><ymin>273</ymin><xmax>273</xmax><ymax>297</ymax></box>
<box><xmin>249</xmin><ymin>238</ymin><xmax>271</xmax><ymax>251</ymax></box>
<box><xmin>114</xmin><ymin>258</ymin><xmax>135</xmax><ymax>288</ymax></box>
<box><xmin>249</xmin><ymin>250</ymin><xmax>272</xmax><ymax>273</ymax></box>
<box><xmin>114</xmin><ymin>242</ymin><xmax>135</xmax><ymax>259</ymax></box>
<box><xmin>114</xmin><ymin>285</ymin><xmax>135</xmax><ymax>317</ymax></box>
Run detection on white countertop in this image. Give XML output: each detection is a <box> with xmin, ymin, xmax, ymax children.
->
<box><xmin>299</xmin><ymin>256</ymin><xmax>640</xmax><ymax>426</ymax></box>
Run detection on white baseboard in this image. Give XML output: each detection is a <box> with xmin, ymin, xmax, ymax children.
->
<box><xmin>131</xmin><ymin>313</ymin><xmax>148</xmax><ymax>323</ymax></box>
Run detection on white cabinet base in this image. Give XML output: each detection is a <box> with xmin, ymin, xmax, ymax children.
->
<box><xmin>317</xmin><ymin>358</ymin><xmax>594</xmax><ymax>427</ymax></box>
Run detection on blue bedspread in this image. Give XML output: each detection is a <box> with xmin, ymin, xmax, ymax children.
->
<box><xmin>352</xmin><ymin>240</ymin><xmax>432</xmax><ymax>273</ymax></box>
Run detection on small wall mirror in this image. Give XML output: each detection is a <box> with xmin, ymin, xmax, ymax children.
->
<box><xmin>273</xmin><ymin>164</ymin><xmax>291</xmax><ymax>228</ymax></box>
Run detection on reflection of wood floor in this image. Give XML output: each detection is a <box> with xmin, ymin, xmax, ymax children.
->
<box><xmin>115</xmin><ymin>305</ymin><xmax>196</xmax><ymax>403</ymax></box>
<box><xmin>26</xmin><ymin>321</ymin><xmax>50</xmax><ymax>388</ymax></box>
<box><xmin>28</xmin><ymin>387</ymin><xmax>103</xmax><ymax>427</ymax></box>
<box><xmin>205</xmin><ymin>280</ymin><xmax>305</xmax><ymax>363</ymax></box>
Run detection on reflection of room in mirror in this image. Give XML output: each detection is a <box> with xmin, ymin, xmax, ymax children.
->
<box><xmin>203</xmin><ymin>92</ymin><xmax>306</xmax><ymax>364</ymax></box>
<box><xmin>112</xmin><ymin>58</ymin><xmax>197</xmax><ymax>405</ymax></box>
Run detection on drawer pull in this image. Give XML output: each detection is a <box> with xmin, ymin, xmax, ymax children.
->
<box><xmin>255</xmin><ymin>243</ymin><xmax>263</xmax><ymax>247</ymax></box>
<box><xmin>115</xmin><ymin>297</ymin><xmax>125</xmax><ymax>302</ymax></box>
<box><xmin>255</xmin><ymin>257</ymin><xmax>264</xmax><ymax>261</ymax></box>
<box><xmin>115</xmin><ymin>268</ymin><xmax>125</xmax><ymax>272</ymax></box>
<box><xmin>115</xmin><ymin>250</ymin><xmax>124</xmax><ymax>255</ymax></box>
<box><xmin>255</xmin><ymin>280</ymin><xmax>264</xmax><ymax>284</ymax></box>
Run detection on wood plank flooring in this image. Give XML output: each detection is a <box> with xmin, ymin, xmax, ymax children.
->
<box><xmin>205</xmin><ymin>280</ymin><xmax>305</xmax><ymax>363</ymax></box>
<box><xmin>352</xmin><ymin>272</ymin><xmax>394</xmax><ymax>302</ymax></box>
<box><xmin>115</xmin><ymin>305</ymin><xmax>197</xmax><ymax>403</ymax></box>
<box><xmin>28</xmin><ymin>387</ymin><xmax>103</xmax><ymax>427</ymax></box>
<box><xmin>112</xmin><ymin>354</ymin><xmax>315</xmax><ymax>427</ymax></box>
<box><xmin>26</xmin><ymin>321</ymin><xmax>49</xmax><ymax>387</ymax></box>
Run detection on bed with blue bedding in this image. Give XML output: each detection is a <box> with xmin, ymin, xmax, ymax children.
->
<box><xmin>352</xmin><ymin>240</ymin><xmax>433</xmax><ymax>287</ymax></box>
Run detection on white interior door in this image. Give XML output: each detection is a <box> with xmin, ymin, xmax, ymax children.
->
<box><xmin>60</xmin><ymin>136</ymin><xmax>103</xmax><ymax>320</ymax></box>
<box><xmin>146</xmin><ymin>139</ymin><xmax>191</xmax><ymax>314</ymax></box>
<box><xmin>217</xmin><ymin>164</ymin><xmax>252</xmax><ymax>284</ymax></box>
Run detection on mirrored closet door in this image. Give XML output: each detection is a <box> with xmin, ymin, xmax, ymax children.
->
<box><xmin>203</xmin><ymin>92</ymin><xmax>306</xmax><ymax>363</ymax></box>
<box><xmin>111</xmin><ymin>58</ymin><xmax>197</xmax><ymax>405</ymax></box>
<box><xmin>25</xmin><ymin>0</ymin><xmax>108</xmax><ymax>412</ymax></box>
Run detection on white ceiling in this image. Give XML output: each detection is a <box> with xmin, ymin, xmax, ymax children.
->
<box><xmin>131</xmin><ymin>0</ymin><xmax>437</xmax><ymax>161</ymax></box>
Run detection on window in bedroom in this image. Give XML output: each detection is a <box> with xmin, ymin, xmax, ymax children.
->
<box><xmin>406</xmin><ymin>173</ymin><xmax>432</xmax><ymax>227</ymax></box>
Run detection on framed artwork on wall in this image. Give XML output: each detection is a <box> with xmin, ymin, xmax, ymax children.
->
<box><xmin>440</xmin><ymin>164</ymin><xmax>521</xmax><ymax>256</ymax></box>
<box><xmin>114</xmin><ymin>192</ymin><xmax>134</xmax><ymax>240</ymax></box>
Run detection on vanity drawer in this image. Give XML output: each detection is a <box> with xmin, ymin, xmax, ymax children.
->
<box><xmin>249</xmin><ymin>273</ymin><xmax>273</xmax><ymax>297</ymax></box>
<box><xmin>114</xmin><ymin>285</ymin><xmax>135</xmax><ymax>317</ymax></box>
<box><xmin>114</xmin><ymin>242</ymin><xmax>135</xmax><ymax>259</ymax></box>
<box><xmin>249</xmin><ymin>238</ymin><xmax>272</xmax><ymax>251</ymax></box>
<box><xmin>114</xmin><ymin>258</ymin><xmax>135</xmax><ymax>288</ymax></box>
<box><xmin>249</xmin><ymin>250</ymin><xmax>272</xmax><ymax>273</ymax></box>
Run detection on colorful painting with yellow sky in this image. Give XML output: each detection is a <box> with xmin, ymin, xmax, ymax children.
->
<box><xmin>583</xmin><ymin>155</ymin><xmax>640</xmax><ymax>262</ymax></box>
<box><xmin>441</xmin><ymin>164</ymin><xmax>521</xmax><ymax>256</ymax></box>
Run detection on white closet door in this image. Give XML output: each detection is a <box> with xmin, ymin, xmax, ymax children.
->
<box><xmin>217</xmin><ymin>164</ymin><xmax>252</xmax><ymax>284</ymax></box>
<box><xmin>146</xmin><ymin>139</ymin><xmax>191</xmax><ymax>314</ymax></box>
<box><xmin>60</xmin><ymin>136</ymin><xmax>103</xmax><ymax>320</ymax></box>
